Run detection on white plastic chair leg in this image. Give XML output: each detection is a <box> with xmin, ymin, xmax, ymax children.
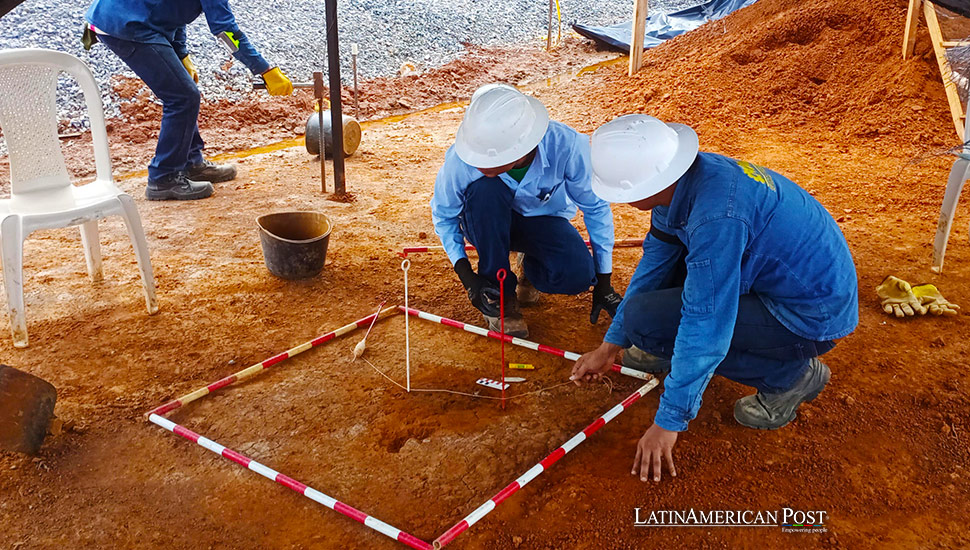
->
<box><xmin>79</xmin><ymin>220</ymin><xmax>103</xmax><ymax>282</ymax></box>
<box><xmin>932</xmin><ymin>157</ymin><xmax>970</xmax><ymax>273</ymax></box>
<box><xmin>116</xmin><ymin>195</ymin><xmax>159</xmax><ymax>315</ymax></box>
<box><xmin>0</xmin><ymin>215</ymin><xmax>28</xmax><ymax>347</ymax></box>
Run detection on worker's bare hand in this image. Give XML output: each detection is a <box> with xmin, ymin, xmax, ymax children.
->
<box><xmin>570</xmin><ymin>342</ymin><xmax>621</xmax><ymax>386</ymax></box>
<box><xmin>633</xmin><ymin>423</ymin><xmax>679</xmax><ymax>482</ymax></box>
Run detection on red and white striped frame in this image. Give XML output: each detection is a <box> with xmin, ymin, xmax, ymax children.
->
<box><xmin>149</xmin><ymin>414</ymin><xmax>433</xmax><ymax>550</ymax></box>
<box><xmin>400</xmin><ymin>238</ymin><xmax>645</xmax><ymax>256</ymax></box>
<box><xmin>399</xmin><ymin>306</ymin><xmax>652</xmax><ymax>381</ymax></box>
<box><xmin>146</xmin><ymin>306</ymin><xmax>659</xmax><ymax>549</ymax></box>
<box><xmin>148</xmin><ymin>306</ymin><xmax>400</xmax><ymax>417</ymax></box>
<box><xmin>433</xmin><ymin>377</ymin><xmax>659</xmax><ymax>548</ymax></box>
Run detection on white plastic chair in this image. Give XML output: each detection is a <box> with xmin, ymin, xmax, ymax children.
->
<box><xmin>932</xmin><ymin>103</ymin><xmax>970</xmax><ymax>274</ymax></box>
<box><xmin>0</xmin><ymin>48</ymin><xmax>158</xmax><ymax>347</ymax></box>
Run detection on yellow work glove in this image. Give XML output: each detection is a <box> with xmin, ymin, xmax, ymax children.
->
<box><xmin>262</xmin><ymin>67</ymin><xmax>293</xmax><ymax>96</ymax></box>
<box><xmin>912</xmin><ymin>284</ymin><xmax>961</xmax><ymax>316</ymax></box>
<box><xmin>876</xmin><ymin>275</ymin><xmax>926</xmax><ymax>317</ymax></box>
<box><xmin>181</xmin><ymin>55</ymin><xmax>199</xmax><ymax>83</ymax></box>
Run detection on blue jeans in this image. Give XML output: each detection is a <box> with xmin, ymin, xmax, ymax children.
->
<box><xmin>100</xmin><ymin>35</ymin><xmax>205</xmax><ymax>181</ymax></box>
<box><xmin>460</xmin><ymin>177</ymin><xmax>595</xmax><ymax>296</ymax></box>
<box><xmin>624</xmin><ymin>288</ymin><xmax>836</xmax><ymax>393</ymax></box>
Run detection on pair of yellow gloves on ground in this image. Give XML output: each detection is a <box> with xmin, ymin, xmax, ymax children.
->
<box><xmin>180</xmin><ymin>55</ymin><xmax>293</xmax><ymax>96</ymax></box>
<box><xmin>876</xmin><ymin>276</ymin><xmax>960</xmax><ymax>317</ymax></box>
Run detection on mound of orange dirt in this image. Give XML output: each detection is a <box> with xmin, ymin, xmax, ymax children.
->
<box><xmin>575</xmin><ymin>0</ymin><xmax>953</xmax><ymax>152</ymax></box>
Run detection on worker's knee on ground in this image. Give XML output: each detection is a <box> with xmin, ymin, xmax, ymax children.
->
<box><xmin>622</xmin><ymin>290</ymin><xmax>681</xmax><ymax>349</ymax></box>
<box><xmin>526</xmin><ymin>253</ymin><xmax>593</xmax><ymax>295</ymax></box>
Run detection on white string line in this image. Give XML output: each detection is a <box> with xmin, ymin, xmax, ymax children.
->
<box><xmin>360</xmin><ymin>357</ymin><xmax>614</xmax><ymax>401</ymax></box>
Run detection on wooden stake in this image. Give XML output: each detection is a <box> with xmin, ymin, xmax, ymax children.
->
<box><xmin>629</xmin><ymin>0</ymin><xmax>649</xmax><ymax>76</ymax></box>
<box><xmin>547</xmin><ymin>0</ymin><xmax>554</xmax><ymax>51</ymax></box>
<box><xmin>902</xmin><ymin>0</ymin><xmax>922</xmax><ymax>59</ymax></box>
<box><xmin>923</xmin><ymin>0</ymin><xmax>966</xmax><ymax>140</ymax></box>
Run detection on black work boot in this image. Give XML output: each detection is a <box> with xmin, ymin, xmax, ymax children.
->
<box><xmin>733</xmin><ymin>358</ymin><xmax>831</xmax><ymax>430</ymax></box>
<box><xmin>186</xmin><ymin>159</ymin><xmax>237</xmax><ymax>183</ymax></box>
<box><xmin>483</xmin><ymin>294</ymin><xmax>529</xmax><ymax>338</ymax></box>
<box><xmin>145</xmin><ymin>172</ymin><xmax>214</xmax><ymax>201</ymax></box>
<box><xmin>622</xmin><ymin>345</ymin><xmax>671</xmax><ymax>374</ymax></box>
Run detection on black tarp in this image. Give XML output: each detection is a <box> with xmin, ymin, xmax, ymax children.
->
<box><xmin>1</xmin><ymin>0</ymin><xmax>28</xmax><ymax>19</ymax></box>
<box><xmin>930</xmin><ymin>0</ymin><xmax>970</xmax><ymax>19</ymax></box>
<box><xmin>572</xmin><ymin>0</ymin><xmax>759</xmax><ymax>52</ymax></box>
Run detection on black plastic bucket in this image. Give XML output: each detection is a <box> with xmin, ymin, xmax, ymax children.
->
<box><xmin>257</xmin><ymin>212</ymin><xmax>333</xmax><ymax>280</ymax></box>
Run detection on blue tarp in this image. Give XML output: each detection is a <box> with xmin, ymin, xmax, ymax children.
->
<box><xmin>572</xmin><ymin>0</ymin><xmax>759</xmax><ymax>52</ymax></box>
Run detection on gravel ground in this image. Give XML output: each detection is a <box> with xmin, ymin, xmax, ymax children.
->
<box><xmin>0</xmin><ymin>0</ymin><xmax>697</xmax><ymax>128</ymax></box>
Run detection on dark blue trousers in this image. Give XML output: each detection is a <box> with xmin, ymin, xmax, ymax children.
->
<box><xmin>100</xmin><ymin>35</ymin><xmax>205</xmax><ymax>182</ymax></box>
<box><xmin>460</xmin><ymin>177</ymin><xmax>595</xmax><ymax>295</ymax></box>
<box><xmin>624</xmin><ymin>288</ymin><xmax>836</xmax><ymax>393</ymax></box>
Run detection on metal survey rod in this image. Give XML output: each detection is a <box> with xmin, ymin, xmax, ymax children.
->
<box><xmin>325</xmin><ymin>0</ymin><xmax>346</xmax><ymax>195</ymax></box>
<box><xmin>351</xmin><ymin>43</ymin><xmax>360</xmax><ymax>119</ymax></box>
<box><xmin>314</xmin><ymin>71</ymin><xmax>327</xmax><ymax>193</ymax></box>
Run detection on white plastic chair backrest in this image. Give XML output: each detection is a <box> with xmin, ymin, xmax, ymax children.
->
<box><xmin>0</xmin><ymin>48</ymin><xmax>113</xmax><ymax>196</ymax></box>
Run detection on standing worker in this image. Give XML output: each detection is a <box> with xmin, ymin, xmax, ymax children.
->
<box><xmin>83</xmin><ymin>0</ymin><xmax>293</xmax><ymax>200</ymax></box>
<box><xmin>431</xmin><ymin>85</ymin><xmax>622</xmax><ymax>338</ymax></box>
<box><xmin>571</xmin><ymin>115</ymin><xmax>858</xmax><ymax>482</ymax></box>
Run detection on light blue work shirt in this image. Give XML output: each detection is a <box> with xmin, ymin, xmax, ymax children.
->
<box><xmin>86</xmin><ymin>0</ymin><xmax>271</xmax><ymax>75</ymax></box>
<box><xmin>605</xmin><ymin>152</ymin><xmax>858</xmax><ymax>432</ymax></box>
<box><xmin>430</xmin><ymin>121</ymin><xmax>615</xmax><ymax>273</ymax></box>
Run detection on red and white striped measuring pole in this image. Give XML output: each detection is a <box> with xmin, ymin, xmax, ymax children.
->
<box><xmin>148</xmin><ymin>414</ymin><xmax>433</xmax><ymax>550</ymax></box>
<box><xmin>400</xmin><ymin>238</ymin><xmax>644</xmax><ymax>256</ymax></box>
<box><xmin>149</xmin><ymin>306</ymin><xmax>400</xmax><ymax>417</ymax></box>
<box><xmin>432</xmin><ymin>376</ymin><xmax>660</xmax><ymax>548</ymax></box>
<box><xmin>398</xmin><ymin>306</ymin><xmax>651</xmax><ymax>381</ymax></box>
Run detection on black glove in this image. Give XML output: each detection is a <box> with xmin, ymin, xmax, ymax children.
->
<box><xmin>590</xmin><ymin>272</ymin><xmax>622</xmax><ymax>324</ymax></box>
<box><xmin>455</xmin><ymin>258</ymin><xmax>501</xmax><ymax>317</ymax></box>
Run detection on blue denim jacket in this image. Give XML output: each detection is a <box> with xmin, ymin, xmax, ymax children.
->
<box><xmin>605</xmin><ymin>152</ymin><xmax>858</xmax><ymax>431</ymax></box>
<box><xmin>87</xmin><ymin>0</ymin><xmax>271</xmax><ymax>75</ymax></box>
<box><xmin>431</xmin><ymin>121</ymin><xmax>615</xmax><ymax>273</ymax></box>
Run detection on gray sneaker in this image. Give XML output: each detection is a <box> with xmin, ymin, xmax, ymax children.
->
<box><xmin>186</xmin><ymin>159</ymin><xmax>237</xmax><ymax>183</ymax></box>
<box><xmin>145</xmin><ymin>172</ymin><xmax>214</xmax><ymax>201</ymax></box>
<box><xmin>622</xmin><ymin>345</ymin><xmax>671</xmax><ymax>374</ymax></box>
<box><xmin>734</xmin><ymin>358</ymin><xmax>831</xmax><ymax>430</ymax></box>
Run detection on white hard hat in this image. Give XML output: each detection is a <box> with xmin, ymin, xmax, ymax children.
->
<box><xmin>470</xmin><ymin>82</ymin><xmax>517</xmax><ymax>104</ymax></box>
<box><xmin>455</xmin><ymin>87</ymin><xmax>549</xmax><ymax>169</ymax></box>
<box><xmin>590</xmin><ymin>114</ymin><xmax>699</xmax><ymax>203</ymax></box>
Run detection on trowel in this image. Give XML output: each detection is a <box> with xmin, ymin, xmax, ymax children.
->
<box><xmin>0</xmin><ymin>364</ymin><xmax>56</xmax><ymax>455</ymax></box>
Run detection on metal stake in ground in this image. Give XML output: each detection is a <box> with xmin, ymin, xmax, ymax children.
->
<box><xmin>402</xmin><ymin>259</ymin><xmax>412</xmax><ymax>392</ymax></box>
<box><xmin>313</xmin><ymin>71</ymin><xmax>326</xmax><ymax>193</ymax></box>
<box><xmin>351</xmin><ymin>43</ymin><xmax>360</xmax><ymax>119</ymax></box>
<box><xmin>496</xmin><ymin>268</ymin><xmax>507</xmax><ymax>408</ymax></box>
<box><xmin>325</xmin><ymin>0</ymin><xmax>346</xmax><ymax>195</ymax></box>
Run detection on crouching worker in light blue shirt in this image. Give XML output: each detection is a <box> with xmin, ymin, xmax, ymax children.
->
<box><xmin>571</xmin><ymin>115</ymin><xmax>858</xmax><ymax>483</ymax></box>
<box><xmin>431</xmin><ymin>85</ymin><xmax>621</xmax><ymax>338</ymax></box>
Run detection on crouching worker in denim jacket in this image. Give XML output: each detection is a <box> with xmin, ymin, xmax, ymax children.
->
<box><xmin>571</xmin><ymin>115</ymin><xmax>858</xmax><ymax>483</ymax></box>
